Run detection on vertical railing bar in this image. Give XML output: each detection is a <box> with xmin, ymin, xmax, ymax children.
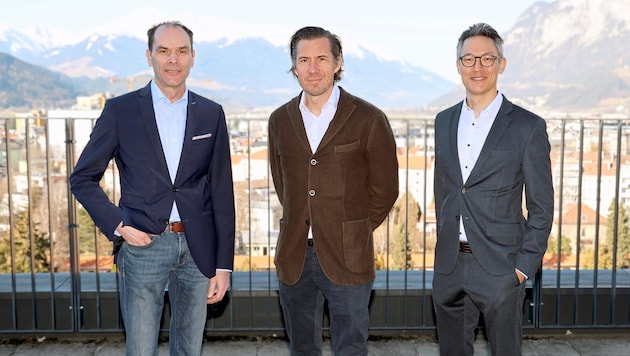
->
<box><xmin>421</xmin><ymin>119</ymin><xmax>429</xmax><ymax>326</ymax></box>
<box><xmin>609</xmin><ymin>120</ymin><xmax>623</xmax><ymax>324</ymax></box>
<box><xmin>573</xmin><ymin>119</ymin><xmax>585</xmax><ymax>324</ymax></box>
<box><xmin>44</xmin><ymin>117</ymin><xmax>58</xmax><ymax>329</ymax></box>
<box><xmin>247</xmin><ymin>119</ymin><xmax>253</xmax><ymax>329</ymax></box>
<box><xmin>592</xmin><ymin>120</ymin><xmax>604</xmax><ymax>325</ymax></box>
<box><xmin>554</xmin><ymin>119</ymin><xmax>567</xmax><ymax>326</ymax></box>
<box><xmin>23</xmin><ymin>118</ymin><xmax>39</xmax><ymax>329</ymax></box>
<box><xmin>4</xmin><ymin>117</ymin><xmax>19</xmax><ymax>330</ymax></box>
<box><xmin>65</xmin><ymin>117</ymin><xmax>82</xmax><ymax>331</ymax></box>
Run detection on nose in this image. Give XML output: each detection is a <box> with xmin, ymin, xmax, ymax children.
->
<box><xmin>307</xmin><ymin>61</ymin><xmax>318</xmax><ymax>72</ymax></box>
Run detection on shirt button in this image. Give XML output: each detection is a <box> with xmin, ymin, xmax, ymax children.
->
<box><xmin>308</xmin><ymin>189</ymin><xmax>316</xmax><ymax>197</ymax></box>
<box><xmin>310</xmin><ymin>158</ymin><xmax>318</xmax><ymax>166</ymax></box>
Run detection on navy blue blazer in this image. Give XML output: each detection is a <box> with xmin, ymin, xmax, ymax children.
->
<box><xmin>433</xmin><ymin>95</ymin><xmax>554</xmax><ymax>279</ymax></box>
<box><xmin>69</xmin><ymin>83</ymin><xmax>235</xmax><ymax>278</ymax></box>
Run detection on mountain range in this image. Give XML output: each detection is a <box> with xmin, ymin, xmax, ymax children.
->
<box><xmin>2</xmin><ymin>0</ymin><xmax>630</xmax><ymax>115</ymax></box>
<box><xmin>0</xmin><ymin>30</ymin><xmax>453</xmax><ymax>113</ymax></box>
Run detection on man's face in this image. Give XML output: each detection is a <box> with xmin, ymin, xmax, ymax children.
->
<box><xmin>146</xmin><ymin>25</ymin><xmax>195</xmax><ymax>95</ymax></box>
<box><xmin>293</xmin><ymin>37</ymin><xmax>342</xmax><ymax>99</ymax></box>
<box><xmin>457</xmin><ymin>35</ymin><xmax>506</xmax><ymax>99</ymax></box>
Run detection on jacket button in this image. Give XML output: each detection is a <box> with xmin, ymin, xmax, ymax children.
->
<box><xmin>172</xmin><ymin>187</ymin><xmax>178</xmax><ymax>192</ymax></box>
<box><xmin>305</xmin><ymin>220</ymin><xmax>310</xmax><ymax>225</ymax></box>
<box><xmin>461</xmin><ymin>187</ymin><xmax>467</xmax><ymax>194</ymax></box>
<box><xmin>308</xmin><ymin>189</ymin><xmax>316</xmax><ymax>197</ymax></box>
<box><xmin>310</xmin><ymin>158</ymin><xmax>318</xmax><ymax>166</ymax></box>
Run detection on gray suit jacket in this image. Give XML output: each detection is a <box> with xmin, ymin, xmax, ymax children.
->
<box><xmin>433</xmin><ymin>95</ymin><xmax>554</xmax><ymax>279</ymax></box>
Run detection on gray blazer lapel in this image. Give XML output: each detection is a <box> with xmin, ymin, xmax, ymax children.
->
<box><xmin>442</xmin><ymin>103</ymin><xmax>464</xmax><ymax>185</ymax></box>
<box><xmin>467</xmin><ymin>97</ymin><xmax>514</xmax><ymax>183</ymax></box>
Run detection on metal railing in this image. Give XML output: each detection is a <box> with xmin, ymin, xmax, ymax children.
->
<box><xmin>0</xmin><ymin>113</ymin><xmax>628</xmax><ymax>336</ymax></box>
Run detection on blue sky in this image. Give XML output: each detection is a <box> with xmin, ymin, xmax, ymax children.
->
<box><xmin>2</xmin><ymin>0</ymin><xmax>553</xmax><ymax>82</ymax></box>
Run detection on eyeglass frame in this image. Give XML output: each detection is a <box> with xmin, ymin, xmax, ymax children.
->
<box><xmin>458</xmin><ymin>54</ymin><xmax>500</xmax><ymax>67</ymax></box>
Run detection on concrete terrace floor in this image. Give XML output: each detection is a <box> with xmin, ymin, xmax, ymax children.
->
<box><xmin>1</xmin><ymin>334</ymin><xmax>630</xmax><ymax>355</ymax></box>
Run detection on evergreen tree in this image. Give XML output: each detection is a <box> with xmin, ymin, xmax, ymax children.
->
<box><xmin>600</xmin><ymin>200</ymin><xmax>630</xmax><ymax>269</ymax></box>
<box><xmin>0</xmin><ymin>210</ymin><xmax>50</xmax><ymax>273</ymax></box>
<box><xmin>391</xmin><ymin>223</ymin><xmax>412</xmax><ymax>270</ymax></box>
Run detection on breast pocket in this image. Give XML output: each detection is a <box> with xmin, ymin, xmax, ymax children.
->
<box><xmin>334</xmin><ymin>140</ymin><xmax>360</xmax><ymax>154</ymax></box>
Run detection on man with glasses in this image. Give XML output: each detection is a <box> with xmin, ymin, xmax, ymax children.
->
<box><xmin>432</xmin><ymin>23</ymin><xmax>554</xmax><ymax>355</ymax></box>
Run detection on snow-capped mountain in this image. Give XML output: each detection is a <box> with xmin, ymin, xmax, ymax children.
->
<box><xmin>3</xmin><ymin>0</ymin><xmax>630</xmax><ymax>113</ymax></box>
<box><xmin>0</xmin><ymin>26</ymin><xmax>454</xmax><ymax>111</ymax></box>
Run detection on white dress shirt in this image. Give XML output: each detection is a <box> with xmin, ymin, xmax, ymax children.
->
<box><xmin>299</xmin><ymin>85</ymin><xmax>340</xmax><ymax>239</ymax></box>
<box><xmin>457</xmin><ymin>92</ymin><xmax>503</xmax><ymax>242</ymax></box>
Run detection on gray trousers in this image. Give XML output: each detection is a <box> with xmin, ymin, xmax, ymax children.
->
<box><xmin>433</xmin><ymin>251</ymin><xmax>527</xmax><ymax>356</ymax></box>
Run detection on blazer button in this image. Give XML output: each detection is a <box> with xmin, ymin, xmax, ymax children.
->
<box><xmin>461</xmin><ymin>187</ymin><xmax>467</xmax><ymax>194</ymax></box>
<box><xmin>172</xmin><ymin>187</ymin><xmax>178</xmax><ymax>192</ymax></box>
<box><xmin>310</xmin><ymin>158</ymin><xmax>318</xmax><ymax>166</ymax></box>
<box><xmin>308</xmin><ymin>189</ymin><xmax>316</xmax><ymax>197</ymax></box>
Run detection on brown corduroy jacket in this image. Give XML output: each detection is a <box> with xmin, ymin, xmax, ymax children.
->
<box><xmin>268</xmin><ymin>87</ymin><xmax>399</xmax><ymax>285</ymax></box>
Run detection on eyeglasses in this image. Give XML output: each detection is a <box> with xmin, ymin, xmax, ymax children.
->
<box><xmin>458</xmin><ymin>54</ymin><xmax>499</xmax><ymax>67</ymax></box>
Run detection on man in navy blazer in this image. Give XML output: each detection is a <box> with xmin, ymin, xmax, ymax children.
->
<box><xmin>432</xmin><ymin>23</ymin><xmax>554</xmax><ymax>355</ymax></box>
<box><xmin>69</xmin><ymin>21</ymin><xmax>235</xmax><ymax>355</ymax></box>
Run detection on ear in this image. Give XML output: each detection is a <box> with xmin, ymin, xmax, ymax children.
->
<box><xmin>334</xmin><ymin>57</ymin><xmax>343</xmax><ymax>73</ymax></box>
<box><xmin>498</xmin><ymin>56</ymin><xmax>507</xmax><ymax>74</ymax></box>
<box><xmin>456</xmin><ymin>60</ymin><xmax>462</xmax><ymax>75</ymax></box>
<box><xmin>146</xmin><ymin>49</ymin><xmax>152</xmax><ymax>67</ymax></box>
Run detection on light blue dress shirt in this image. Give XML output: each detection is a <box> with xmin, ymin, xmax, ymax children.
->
<box><xmin>151</xmin><ymin>80</ymin><xmax>188</xmax><ymax>222</ymax></box>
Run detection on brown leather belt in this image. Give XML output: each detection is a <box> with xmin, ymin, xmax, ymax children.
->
<box><xmin>459</xmin><ymin>241</ymin><xmax>472</xmax><ymax>253</ymax></box>
<box><xmin>166</xmin><ymin>221</ymin><xmax>184</xmax><ymax>233</ymax></box>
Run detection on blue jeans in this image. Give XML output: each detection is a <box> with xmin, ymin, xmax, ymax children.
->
<box><xmin>118</xmin><ymin>232</ymin><xmax>209</xmax><ymax>356</ymax></box>
<box><xmin>279</xmin><ymin>246</ymin><xmax>373</xmax><ymax>356</ymax></box>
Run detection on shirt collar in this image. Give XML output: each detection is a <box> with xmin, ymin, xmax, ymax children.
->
<box><xmin>299</xmin><ymin>85</ymin><xmax>340</xmax><ymax>114</ymax></box>
<box><xmin>462</xmin><ymin>91</ymin><xmax>503</xmax><ymax>118</ymax></box>
<box><xmin>150</xmin><ymin>80</ymin><xmax>188</xmax><ymax>106</ymax></box>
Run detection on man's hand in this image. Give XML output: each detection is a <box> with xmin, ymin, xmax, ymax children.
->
<box><xmin>515</xmin><ymin>269</ymin><xmax>526</xmax><ymax>284</ymax></box>
<box><xmin>117</xmin><ymin>223</ymin><xmax>153</xmax><ymax>246</ymax></box>
<box><xmin>207</xmin><ymin>270</ymin><xmax>230</xmax><ymax>304</ymax></box>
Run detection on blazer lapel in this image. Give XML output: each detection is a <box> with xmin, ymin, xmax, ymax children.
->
<box><xmin>287</xmin><ymin>94</ymin><xmax>312</xmax><ymax>153</ymax></box>
<box><xmin>139</xmin><ymin>84</ymin><xmax>170</xmax><ymax>177</ymax></box>
<box><xmin>441</xmin><ymin>103</ymin><xmax>464</xmax><ymax>185</ymax></box>
<box><xmin>174</xmin><ymin>92</ymin><xmax>197</xmax><ymax>184</ymax></box>
<box><xmin>316</xmin><ymin>88</ymin><xmax>354</xmax><ymax>152</ymax></box>
<box><xmin>466</xmin><ymin>97</ymin><xmax>513</xmax><ymax>184</ymax></box>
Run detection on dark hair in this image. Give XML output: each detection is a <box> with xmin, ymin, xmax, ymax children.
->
<box><xmin>289</xmin><ymin>26</ymin><xmax>344</xmax><ymax>82</ymax></box>
<box><xmin>147</xmin><ymin>21</ymin><xmax>194</xmax><ymax>51</ymax></box>
<box><xmin>456</xmin><ymin>23</ymin><xmax>504</xmax><ymax>58</ymax></box>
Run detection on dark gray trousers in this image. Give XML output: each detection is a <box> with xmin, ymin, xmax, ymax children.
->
<box><xmin>433</xmin><ymin>251</ymin><xmax>527</xmax><ymax>356</ymax></box>
<box><xmin>279</xmin><ymin>246</ymin><xmax>373</xmax><ymax>356</ymax></box>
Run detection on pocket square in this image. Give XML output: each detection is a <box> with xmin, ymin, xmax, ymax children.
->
<box><xmin>192</xmin><ymin>133</ymin><xmax>213</xmax><ymax>140</ymax></box>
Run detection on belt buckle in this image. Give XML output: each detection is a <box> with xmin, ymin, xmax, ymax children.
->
<box><xmin>166</xmin><ymin>221</ymin><xmax>184</xmax><ymax>233</ymax></box>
